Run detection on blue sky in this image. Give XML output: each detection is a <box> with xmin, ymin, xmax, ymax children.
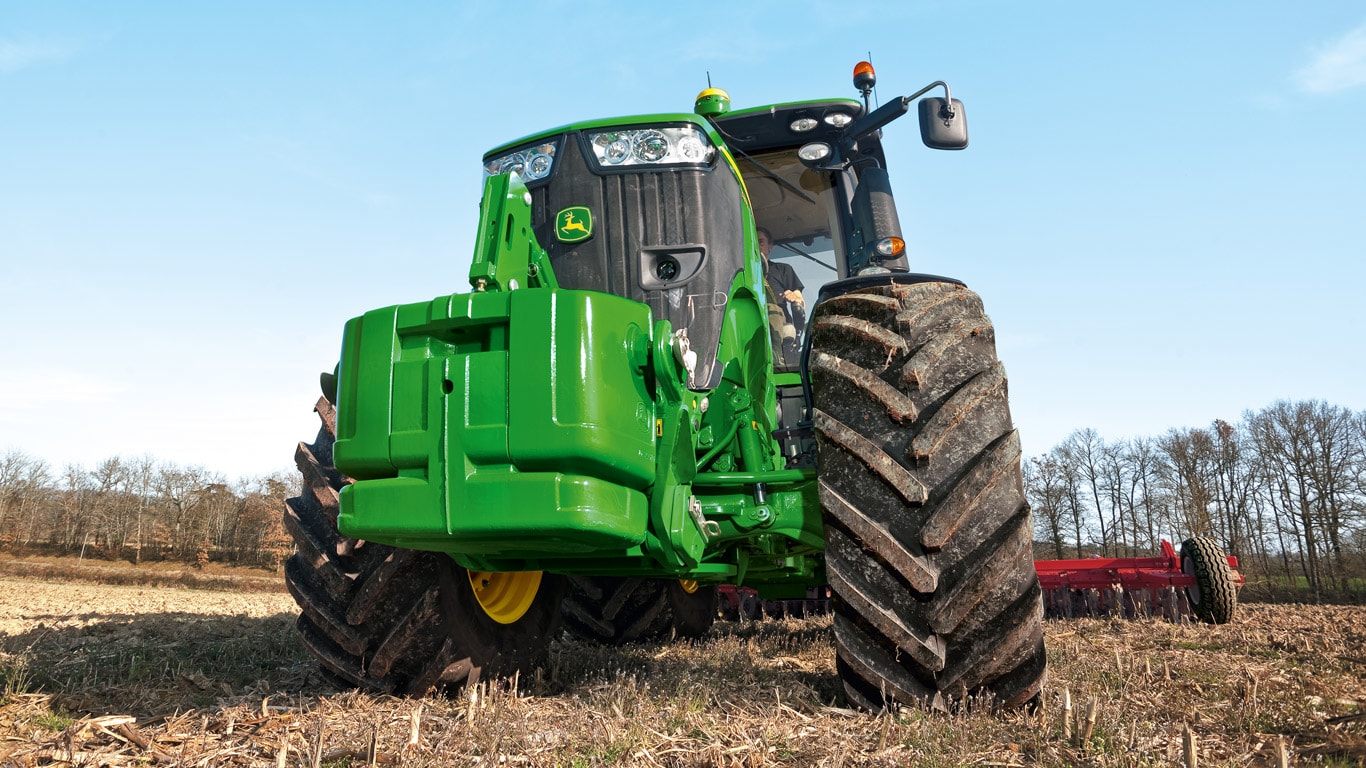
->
<box><xmin>3</xmin><ymin>2</ymin><xmax>1364</xmax><ymax>480</ymax></box>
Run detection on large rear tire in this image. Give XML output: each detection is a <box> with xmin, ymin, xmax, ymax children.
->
<box><xmin>561</xmin><ymin>576</ymin><xmax>716</xmax><ymax>644</ymax></box>
<box><xmin>810</xmin><ymin>281</ymin><xmax>1047</xmax><ymax>712</ymax></box>
<box><xmin>285</xmin><ymin>393</ymin><xmax>565</xmax><ymax>695</ymax></box>
<box><xmin>1180</xmin><ymin>537</ymin><xmax>1237</xmax><ymax>624</ymax></box>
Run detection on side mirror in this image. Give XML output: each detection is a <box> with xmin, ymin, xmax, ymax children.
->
<box><xmin>918</xmin><ymin>97</ymin><xmax>968</xmax><ymax>150</ymax></box>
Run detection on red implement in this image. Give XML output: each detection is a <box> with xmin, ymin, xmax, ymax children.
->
<box><xmin>1034</xmin><ymin>539</ymin><xmax>1243</xmax><ymax>622</ymax></box>
<box><xmin>717</xmin><ymin>538</ymin><xmax>1244</xmax><ymax>624</ymax></box>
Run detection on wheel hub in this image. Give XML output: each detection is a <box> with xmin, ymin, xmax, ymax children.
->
<box><xmin>468</xmin><ymin>570</ymin><xmax>543</xmax><ymax>624</ymax></box>
<box><xmin>1182</xmin><ymin>556</ymin><xmax>1202</xmax><ymax>604</ymax></box>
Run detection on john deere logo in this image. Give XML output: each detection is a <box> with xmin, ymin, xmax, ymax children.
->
<box><xmin>555</xmin><ymin>206</ymin><xmax>593</xmax><ymax>243</ymax></box>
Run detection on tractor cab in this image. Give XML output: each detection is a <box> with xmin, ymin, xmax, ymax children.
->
<box><xmin>712</xmin><ymin>95</ymin><xmax>900</xmax><ymax>284</ymax></box>
<box><xmin>475</xmin><ymin>63</ymin><xmax>962</xmax><ymax>393</ymax></box>
<box><xmin>473</xmin><ymin>65</ymin><xmax>967</xmax><ymax>470</ymax></box>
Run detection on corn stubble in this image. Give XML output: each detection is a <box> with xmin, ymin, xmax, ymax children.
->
<box><xmin>1</xmin><ymin>577</ymin><xmax>1363</xmax><ymax>767</ymax></box>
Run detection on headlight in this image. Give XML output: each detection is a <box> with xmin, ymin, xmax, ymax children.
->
<box><xmin>483</xmin><ymin>141</ymin><xmax>558</xmax><ymax>183</ymax></box>
<box><xmin>484</xmin><ymin>152</ymin><xmax>524</xmax><ymax>177</ymax></box>
<box><xmin>798</xmin><ymin>142</ymin><xmax>833</xmax><ymax>162</ymax></box>
<box><xmin>522</xmin><ymin>144</ymin><xmax>556</xmax><ymax>180</ymax></box>
<box><xmin>586</xmin><ymin>125</ymin><xmax>715</xmax><ymax>168</ymax></box>
<box><xmin>823</xmin><ymin>111</ymin><xmax>853</xmax><ymax>128</ymax></box>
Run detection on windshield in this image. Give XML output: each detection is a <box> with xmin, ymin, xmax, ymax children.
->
<box><xmin>734</xmin><ymin>147</ymin><xmax>841</xmax><ymax>329</ymax></box>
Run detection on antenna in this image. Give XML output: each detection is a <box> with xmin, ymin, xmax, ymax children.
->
<box><xmin>867</xmin><ymin>52</ymin><xmax>879</xmax><ymax>108</ymax></box>
<box><xmin>707</xmin><ymin>71</ymin><xmax>713</xmax><ymax>88</ymax></box>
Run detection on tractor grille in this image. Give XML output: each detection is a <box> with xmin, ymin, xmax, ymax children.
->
<box><xmin>528</xmin><ymin>133</ymin><xmax>746</xmax><ymax>388</ymax></box>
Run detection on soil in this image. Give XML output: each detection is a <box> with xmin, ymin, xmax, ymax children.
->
<box><xmin>0</xmin><ymin>578</ymin><xmax>296</xmax><ymax>637</ymax></box>
<box><xmin>2</xmin><ymin>576</ymin><xmax>1364</xmax><ymax>767</ymax></box>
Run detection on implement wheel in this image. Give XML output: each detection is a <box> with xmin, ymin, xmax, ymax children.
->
<box><xmin>810</xmin><ymin>281</ymin><xmax>1047</xmax><ymax>712</ymax></box>
<box><xmin>284</xmin><ymin>390</ymin><xmax>565</xmax><ymax>695</ymax></box>
<box><xmin>561</xmin><ymin>576</ymin><xmax>716</xmax><ymax>644</ymax></box>
<box><xmin>1180</xmin><ymin>537</ymin><xmax>1237</xmax><ymax>624</ymax></box>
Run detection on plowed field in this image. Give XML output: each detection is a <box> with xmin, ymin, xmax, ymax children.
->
<box><xmin>2</xmin><ymin>576</ymin><xmax>1363</xmax><ymax>766</ymax></box>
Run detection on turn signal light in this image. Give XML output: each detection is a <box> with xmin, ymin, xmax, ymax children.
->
<box><xmin>875</xmin><ymin>237</ymin><xmax>905</xmax><ymax>257</ymax></box>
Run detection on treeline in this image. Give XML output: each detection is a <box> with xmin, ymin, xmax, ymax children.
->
<box><xmin>0</xmin><ymin>450</ymin><xmax>293</xmax><ymax>570</ymax></box>
<box><xmin>1025</xmin><ymin>399</ymin><xmax>1365</xmax><ymax>601</ymax></box>
<box><xmin>4</xmin><ymin>398</ymin><xmax>1364</xmax><ymax>600</ymax></box>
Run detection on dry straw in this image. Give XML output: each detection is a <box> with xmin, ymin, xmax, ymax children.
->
<box><xmin>1</xmin><ymin>577</ymin><xmax>1364</xmax><ymax>766</ymax></box>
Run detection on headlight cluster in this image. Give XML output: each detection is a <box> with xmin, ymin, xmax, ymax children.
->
<box><xmin>587</xmin><ymin>125</ymin><xmax>714</xmax><ymax>168</ymax></box>
<box><xmin>482</xmin><ymin>124</ymin><xmax>715</xmax><ymax>180</ymax></box>
<box><xmin>483</xmin><ymin>141</ymin><xmax>557</xmax><ymax>182</ymax></box>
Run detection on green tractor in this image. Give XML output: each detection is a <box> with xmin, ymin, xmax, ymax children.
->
<box><xmin>286</xmin><ymin>62</ymin><xmax>1047</xmax><ymax>712</ymax></box>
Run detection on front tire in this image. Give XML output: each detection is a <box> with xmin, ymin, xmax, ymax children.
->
<box><xmin>810</xmin><ymin>281</ymin><xmax>1047</xmax><ymax>711</ymax></box>
<box><xmin>285</xmin><ymin>393</ymin><xmax>565</xmax><ymax>695</ymax></box>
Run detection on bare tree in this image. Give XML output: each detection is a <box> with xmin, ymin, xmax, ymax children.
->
<box><xmin>1025</xmin><ymin>455</ymin><xmax>1071</xmax><ymax>559</ymax></box>
<box><xmin>1060</xmin><ymin>429</ymin><xmax>1115</xmax><ymax>553</ymax></box>
<box><xmin>1125</xmin><ymin>436</ymin><xmax>1168</xmax><ymax>552</ymax></box>
<box><xmin>1158</xmin><ymin>427</ymin><xmax>1218</xmax><ymax>539</ymax></box>
<box><xmin>1209</xmin><ymin>419</ymin><xmax>1258</xmax><ymax>557</ymax></box>
<box><xmin>200</xmin><ymin>483</ymin><xmax>238</xmax><ymax>557</ymax></box>
<box><xmin>1024</xmin><ymin>441</ymin><xmax>1092</xmax><ymax>557</ymax></box>
<box><xmin>3</xmin><ymin>447</ymin><xmax>300</xmax><ymax>567</ymax></box>
<box><xmin>1242</xmin><ymin>401</ymin><xmax>1362</xmax><ymax>599</ymax></box>
<box><xmin>155</xmin><ymin>463</ymin><xmax>215</xmax><ymax>558</ymax></box>
<box><xmin>229</xmin><ymin>472</ymin><xmax>293</xmax><ymax>569</ymax></box>
<box><xmin>1301</xmin><ymin>402</ymin><xmax>1362</xmax><ymax>591</ymax></box>
<box><xmin>1098</xmin><ymin>440</ymin><xmax>1134</xmax><ymax>555</ymax></box>
<box><xmin>128</xmin><ymin>455</ymin><xmax>157</xmax><ymax>564</ymax></box>
<box><xmin>0</xmin><ymin>449</ymin><xmax>38</xmax><ymax>546</ymax></box>
<box><xmin>90</xmin><ymin>456</ymin><xmax>131</xmax><ymax>553</ymax></box>
<box><xmin>59</xmin><ymin>464</ymin><xmax>96</xmax><ymax>555</ymax></box>
<box><xmin>14</xmin><ymin>457</ymin><xmax>53</xmax><ymax>547</ymax></box>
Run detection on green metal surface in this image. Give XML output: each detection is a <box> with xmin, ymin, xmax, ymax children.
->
<box><xmin>336</xmin><ymin>286</ymin><xmax>659</xmax><ymax>555</ymax></box>
<box><xmin>333</xmin><ymin>111</ymin><xmax>826</xmax><ymax>591</ymax></box>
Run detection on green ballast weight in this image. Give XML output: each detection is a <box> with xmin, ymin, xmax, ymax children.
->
<box><xmin>334</xmin><ymin>288</ymin><xmax>658</xmax><ymax>555</ymax></box>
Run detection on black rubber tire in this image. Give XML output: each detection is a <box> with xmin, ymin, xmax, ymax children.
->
<box><xmin>285</xmin><ymin>394</ymin><xmax>566</xmax><ymax>695</ymax></box>
<box><xmin>740</xmin><ymin>591</ymin><xmax>762</xmax><ymax>621</ymax></box>
<box><xmin>561</xmin><ymin>576</ymin><xmax>716</xmax><ymax>643</ymax></box>
<box><xmin>810</xmin><ymin>281</ymin><xmax>1047</xmax><ymax>712</ymax></box>
<box><xmin>1180</xmin><ymin>537</ymin><xmax>1237</xmax><ymax>624</ymax></box>
<box><xmin>666</xmin><ymin>580</ymin><xmax>719</xmax><ymax>639</ymax></box>
<box><xmin>717</xmin><ymin>588</ymin><xmax>740</xmax><ymax>621</ymax></box>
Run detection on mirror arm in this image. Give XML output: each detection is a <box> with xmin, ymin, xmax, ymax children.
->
<box><xmin>841</xmin><ymin>98</ymin><xmax>908</xmax><ymax>153</ymax></box>
<box><xmin>908</xmin><ymin>80</ymin><xmax>953</xmax><ymax>110</ymax></box>
<box><xmin>841</xmin><ymin>80</ymin><xmax>954</xmax><ymax>149</ymax></box>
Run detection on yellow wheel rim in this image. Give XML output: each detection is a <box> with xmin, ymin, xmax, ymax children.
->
<box><xmin>678</xmin><ymin>579</ymin><xmax>700</xmax><ymax>594</ymax></box>
<box><xmin>468</xmin><ymin>570</ymin><xmax>542</xmax><ymax>624</ymax></box>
